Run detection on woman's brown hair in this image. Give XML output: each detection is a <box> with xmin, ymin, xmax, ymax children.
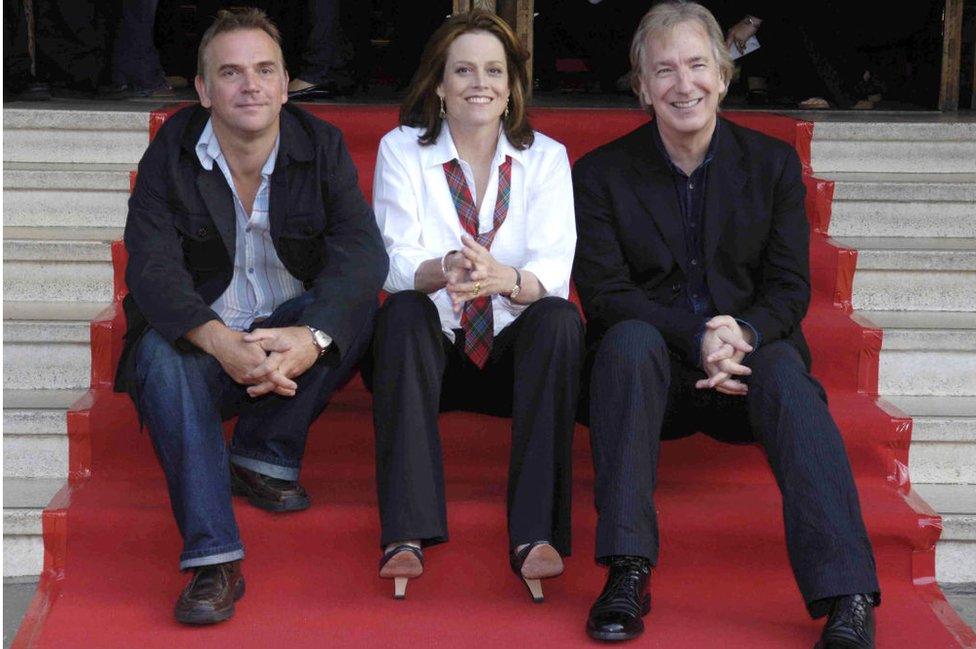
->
<box><xmin>400</xmin><ymin>9</ymin><xmax>534</xmax><ymax>150</ymax></box>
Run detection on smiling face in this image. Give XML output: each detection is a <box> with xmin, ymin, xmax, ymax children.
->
<box><xmin>194</xmin><ymin>28</ymin><xmax>289</xmax><ymax>139</ymax></box>
<box><xmin>437</xmin><ymin>30</ymin><xmax>510</xmax><ymax>133</ymax></box>
<box><xmin>638</xmin><ymin>20</ymin><xmax>726</xmax><ymax>147</ymax></box>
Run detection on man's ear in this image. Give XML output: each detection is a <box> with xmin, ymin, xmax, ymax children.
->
<box><xmin>195</xmin><ymin>75</ymin><xmax>211</xmax><ymax>108</ymax></box>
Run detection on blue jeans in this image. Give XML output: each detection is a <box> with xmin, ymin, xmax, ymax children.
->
<box><xmin>134</xmin><ymin>292</ymin><xmax>372</xmax><ymax>569</ymax></box>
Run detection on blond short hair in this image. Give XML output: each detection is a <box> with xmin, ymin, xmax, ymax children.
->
<box><xmin>628</xmin><ymin>1</ymin><xmax>734</xmax><ymax>113</ymax></box>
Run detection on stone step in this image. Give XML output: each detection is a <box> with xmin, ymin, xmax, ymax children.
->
<box><xmin>2</xmin><ymin>390</ymin><xmax>84</xmax><ymax>479</ymax></box>
<box><xmin>3</xmin><ymin>162</ymin><xmax>134</xmax><ymax>229</ymax></box>
<box><xmin>883</xmin><ymin>396</ymin><xmax>976</xmax><ymax>484</ymax></box>
<box><xmin>3</xmin><ymin>478</ymin><xmax>66</xmax><ymax>578</ymax></box>
<box><xmin>811</xmin><ymin>121</ymin><xmax>976</xmax><ymax>174</ymax></box>
<box><xmin>913</xmin><ymin>483</ymin><xmax>976</xmax><ymax>584</ymax></box>
<box><xmin>855</xmin><ymin>311</ymin><xmax>976</xmax><ymax>397</ymax></box>
<box><xmin>836</xmin><ymin>237</ymin><xmax>976</xmax><ymax>312</ymax></box>
<box><xmin>3</xmin><ymin>302</ymin><xmax>105</xmax><ymax>391</ymax></box>
<box><xmin>826</xmin><ymin>172</ymin><xmax>976</xmax><ymax>239</ymax></box>
<box><xmin>3</xmin><ymin>107</ymin><xmax>149</xmax><ymax>165</ymax></box>
<box><xmin>3</xmin><ymin>227</ymin><xmax>121</xmax><ymax>303</ymax></box>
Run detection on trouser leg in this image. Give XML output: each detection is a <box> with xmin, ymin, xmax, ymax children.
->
<box><xmin>368</xmin><ymin>291</ymin><xmax>450</xmax><ymax>548</ymax></box>
<box><xmin>135</xmin><ymin>329</ymin><xmax>245</xmax><ymax>570</ymax></box>
<box><xmin>230</xmin><ymin>292</ymin><xmax>374</xmax><ymax>480</ymax></box>
<box><xmin>587</xmin><ymin>320</ymin><xmax>671</xmax><ymax>564</ymax></box>
<box><xmin>745</xmin><ymin>341</ymin><xmax>880</xmax><ymax>616</ymax></box>
<box><xmin>500</xmin><ymin>297</ymin><xmax>583</xmax><ymax>555</ymax></box>
<box><xmin>112</xmin><ymin>0</ymin><xmax>166</xmax><ymax>90</ymax></box>
<box><xmin>297</xmin><ymin>0</ymin><xmax>344</xmax><ymax>85</ymax></box>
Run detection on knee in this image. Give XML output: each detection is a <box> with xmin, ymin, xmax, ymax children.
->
<box><xmin>377</xmin><ymin>290</ymin><xmax>436</xmax><ymax>328</ymax></box>
<box><xmin>747</xmin><ymin>341</ymin><xmax>808</xmax><ymax>394</ymax></box>
<box><xmin>521</xmin><ymin>297</ymin><xmax>583</xmax><ymax>341</ymax></box>
<box><xmin>134</xmin><ymin>329</ymin><xmax>192</xmax><ymax>388</ymax></box>
<box><xmin>596</xmin><ymin>320</ymin><xmax>669</xmax><ymax>369</ymax></box>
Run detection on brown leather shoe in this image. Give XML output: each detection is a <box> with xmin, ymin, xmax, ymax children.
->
<box><xmin>230</xmin><ymin>463</ymin><xmax>310</xmax><ymax>512</ymax></box>
<box><xmin>174</xmin><ymin>561</ymin><xmax>245</xmax><ymax>625</ymax></box>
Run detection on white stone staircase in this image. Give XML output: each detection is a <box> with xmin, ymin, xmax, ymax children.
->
<box><xmin>813</xmin><ymin>115</ymin><xmax>976</xmax><ymax>584</ymax></box>
<box><xmin>3</xmin><ymin>105</ymin><xmax>147</xmax><ymax>577</ymax></box>
<box><xmin>3</xmin><ymin>107</ymin><xmax>974</xmax><ymax>589</ymax></box>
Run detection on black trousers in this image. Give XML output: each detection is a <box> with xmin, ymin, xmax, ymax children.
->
<box><xmin>584</xmin><ymin>320</ymin><xmax>880</xmax><ymax>617</ymax></box>
<box><xmin>365</xmin><ymin>291</ymin><xmax>584</xmax><ymax>555</ymax></box>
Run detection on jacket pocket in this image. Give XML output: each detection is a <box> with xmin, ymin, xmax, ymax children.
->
<box><xmin>275</xmin><ymin>212</ymin><xmax>325</xmax><ymax>279</ymax></box>
<box><xmin>174</xmin><ymin>212</ymin><xmax>226</xmax><ymax>275</ymax></box>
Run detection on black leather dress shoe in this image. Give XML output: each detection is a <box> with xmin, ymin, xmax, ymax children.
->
<box><xmin>230</xmin><ymin>463</ymin><xmax>310</xmax><ymax>512</ymax></box>
<box><xmin>586</xmin><ymin>556</ymin><xmax>652</xmax><ymax>642</ymax></box>
<box><xmin>816</xmin><ymin>593</ymin><xmax>876</xmax><ymax>649</ymax></box>
<box><xmin>174</xmin><ymin>561</ymin><xmax>244</xmax><ymax>625</ymax></box>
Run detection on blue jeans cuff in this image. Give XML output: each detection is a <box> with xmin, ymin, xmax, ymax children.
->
<box><xmin>180</xmin><ymin>546</ymin><xmax>244</xmax><ymax>571</ymax></box>
<box><xmin>230</xmin><ymin>454</ymin><xmax>300</xmax><ymax>481</ymax></box>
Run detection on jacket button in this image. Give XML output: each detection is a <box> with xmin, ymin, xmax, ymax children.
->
<box><xmin>196</xmin><ymin>227</ymin><xmax>208</xmax><ymax>237</ymax></box>
<box><xmin>303</xmin><ymin>226</ymin><xmax>315</xmax><ymax>235</ymax></box>
<box><xmin>672</xmin><ymin>283</ymin><xmax>681</xmax><ymax>292</ymax></box>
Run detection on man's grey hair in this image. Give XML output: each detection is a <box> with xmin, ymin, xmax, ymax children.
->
<box><xmin>628</xmin><ymin>1</ymin><xmax>734</xmax><ymax>113</ymax></box>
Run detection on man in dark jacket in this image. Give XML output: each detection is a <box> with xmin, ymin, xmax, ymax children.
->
<box><xmin>572</xmin><ymin>2</ymin><xmax>879</xmax><ymax>646</ymax></box>
<box><xmin>115</xmin><ymin>8</ymin><xmax>387</xmax><ymax>624</ymax></box>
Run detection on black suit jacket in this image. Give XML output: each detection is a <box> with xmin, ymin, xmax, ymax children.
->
<box><xmin>114</xmin><ymin>103</ymin><xmax>388</xmax><ymax>393</ymax></box>
<box><xmin>572</xmin><ymin>117</ymin><xmax>811</xmax><ymax>369</ymax></box>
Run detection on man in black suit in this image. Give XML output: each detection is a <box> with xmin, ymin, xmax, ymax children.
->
<box><xmin>572</xmin><ymin>2</ymin><xmax>879</xmax><ymax>645</ymax></box>
<box><xmin>115</xmin><ymin>8</ymin><xmax>386</xmax><ymax>624</ymax></box>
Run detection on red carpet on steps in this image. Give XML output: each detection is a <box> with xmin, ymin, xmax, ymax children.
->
<box><xmin>14</xmin><ymin>107</ymin><xmax>975</xmax><ymax>648</ymax></box>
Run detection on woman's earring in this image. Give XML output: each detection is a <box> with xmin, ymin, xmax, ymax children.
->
<box><xmin>504</xmin><ymin>99</ymin><xmax>510</xmax><ymax>119</ymax></box>
<box><xmin>439</xmin><ymin>96</ymin><xmax>446</xmax><ymax>118</ymax></box>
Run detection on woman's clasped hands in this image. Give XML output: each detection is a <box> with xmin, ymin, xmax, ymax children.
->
<box><xmin>446</xmin><ymin>233</ymin><xmax>518</xmax><ymax>313</ymax></box>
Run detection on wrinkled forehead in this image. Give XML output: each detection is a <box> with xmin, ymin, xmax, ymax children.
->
<box><xmin>643</xmin><ymin>19</ymin><xmax>714</xmax><ymax>65</ymax></box>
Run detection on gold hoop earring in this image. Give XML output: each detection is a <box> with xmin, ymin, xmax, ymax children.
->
<box><xmin>439</xmin><ymin>97</ymin><xmax>446</xmax><ymax>119</ymax></box>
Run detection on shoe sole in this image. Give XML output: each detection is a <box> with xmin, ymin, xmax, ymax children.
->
<box><xmin>230</xmin><ymin>473</ymin><xmax>310</xmax><ymax>512</ymax></box>
<box><xmin>174</xmin><ymin>578</ymin><xmax>245</xmax><ymax>625</ymax></box>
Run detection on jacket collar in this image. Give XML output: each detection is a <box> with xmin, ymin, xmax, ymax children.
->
<box><xmin>180</xmin><ymin>103</ymin><xmax>314</xmax><ymax>167</ymax></box>
<box><xmin>628</xmin><ymin>116</ymin><xmax>747</xmax><ymax>268</ymax></box>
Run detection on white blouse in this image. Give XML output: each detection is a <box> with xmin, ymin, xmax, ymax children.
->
<box><xmin>372</xmin><ymin>122</ymin><xmax>576</xmax><ymax>339</ymax></box>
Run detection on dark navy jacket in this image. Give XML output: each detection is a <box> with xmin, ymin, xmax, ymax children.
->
<box><xmin>114</xmin><ymin>103</ymin><xmax>388</xmax><ymax>393</ymax></box>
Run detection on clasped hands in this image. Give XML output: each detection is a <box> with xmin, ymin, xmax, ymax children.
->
<box><xmin>444</xmin><ymin>233</ymin><xmax>517</xmax><ymax>313</ymax></box>
<box><xmin>697</xmin><ymin>315</ymin><xmax>754</xmax><ymax>396</ymax></box>
<box><xmin>199</xmin><ymin>322</ymin><xmax>319</xmax><ymax>399</ymax></box>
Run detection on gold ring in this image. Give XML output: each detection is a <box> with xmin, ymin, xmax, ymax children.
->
<box><xmin>474</xmin><ymin>281</ymin><xmax>481</xmax><ymax>295</ymax></box>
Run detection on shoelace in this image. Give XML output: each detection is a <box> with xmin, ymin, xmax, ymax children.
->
<box><xmin>832</xmin><ymin>594</ymin><xmax>870</xmax><ymax>635</ymax></box>
<box><xmin>593</xmin><ymin>559</ymin><xmax>649</xmax><ymax>617</ymax></box>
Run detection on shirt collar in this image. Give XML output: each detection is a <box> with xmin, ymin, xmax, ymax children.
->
<box><xmin>651</xmin><ymin>118</ymin><xmax>720</xmax><ymax>176</ymax></box>
<box><xmin>421</xmin><ymin>120</ymin><xmax>524</xmax><ymax>169</ymax></box>
<box><xmin>195</xmin><ymin>118</ymin><xmax>279</xmax><ymax>180</ymax></box>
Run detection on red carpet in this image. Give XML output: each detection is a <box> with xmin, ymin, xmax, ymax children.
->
<box><xmin>14</xmin><ymin>107</ymin><xmax>976</xmax><ymax>648</ymax></box>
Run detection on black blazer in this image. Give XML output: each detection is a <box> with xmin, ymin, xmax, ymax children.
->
<box><xmin>115</xmin><ymin>103</ymin><xmax>388</xmax><ymax>393</ymax></box>
<box><xmin>572</xmin><ymin>117</ymin><xmax>811</xmax><ymax>368</ymax></box>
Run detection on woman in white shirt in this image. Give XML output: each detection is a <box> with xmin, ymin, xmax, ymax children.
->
<box><xmin>368</xmin><ymin>10</ymin><xmax>582</xmax><ymax>603</ymax></box>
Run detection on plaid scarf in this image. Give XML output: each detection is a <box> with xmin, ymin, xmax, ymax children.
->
<box><xmin>442</xmin><ymin>155</ymin><xmax>512</xmax><ymax>368</ymax></box>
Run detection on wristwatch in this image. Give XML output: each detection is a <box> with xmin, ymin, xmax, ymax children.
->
<box><xmin>306</xmin><ymin>326</ymin><xmax>332</xmax><ymax>358</ymax></box>
<box><xmin>509</xmin><ymin>267</ymin><xmax>522</xmax><ymax>299</ymax></box>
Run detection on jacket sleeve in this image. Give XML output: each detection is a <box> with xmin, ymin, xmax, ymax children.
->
<box><xmin>123</xmin><ymin>137</ymin><xmax>222</xmax><ymax>345</ymax></box>
<box><xmin>572</xmin><ymin>155</ymin><xmax>707</xmax><ymax>365</ymax></box>
<box><xmin>737</xmin><ymin>147</ymin><xmax>811</xmax><ymax>347</ymax></box>
<box><xmin>299</xmin><ymin>130</ymin><xmax>389</xmax><ymax>360</ymax></box>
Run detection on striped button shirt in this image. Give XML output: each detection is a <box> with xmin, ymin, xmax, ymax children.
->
<box><xmin>195</xmin><ymin>119</ymin><xmax>305</xmax><ymax>331</ymax></box>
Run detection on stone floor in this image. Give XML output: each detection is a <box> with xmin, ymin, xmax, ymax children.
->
<box><xmin>3</xmin><ymin>579</ymin><xmax>974</xmax><ymax>647</ymax></box>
